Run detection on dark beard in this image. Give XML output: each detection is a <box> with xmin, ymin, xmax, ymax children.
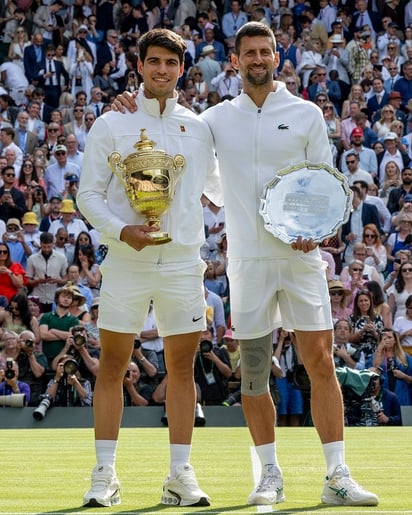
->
<box><xmin>245</xmin><ymin>68</ymin><xmax>272</xmax><ymax>86</ymax></box>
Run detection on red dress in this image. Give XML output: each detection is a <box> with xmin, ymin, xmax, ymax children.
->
<box><xmin>0</xmin><ymin>262</ymin><xmax>27</xmax><ymax>301</ymax></box>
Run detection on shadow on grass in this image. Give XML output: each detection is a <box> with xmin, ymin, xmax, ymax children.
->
<box><xmin>36</xmin><ymin>502</ymin><xmax>331</xmax><ymax>515</ymax></box>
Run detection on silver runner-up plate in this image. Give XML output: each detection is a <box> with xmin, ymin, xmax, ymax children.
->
<box><xmin>259</xmin><ymin>161</ymin><xmax>353</xmax><ymax>244</ymax></box>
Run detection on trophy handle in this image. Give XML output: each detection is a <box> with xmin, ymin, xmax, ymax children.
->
<box><xmin>169</xmin><ymin>154</ymin><xmax>186</xmax><ymax>198</ymax></box>
<box><xmin>108</xmin><ymin>151</ymin><xmax>127</xmax><ymax>188</ymax></box>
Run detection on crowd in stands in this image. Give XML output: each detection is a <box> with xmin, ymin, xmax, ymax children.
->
<box><xmin>2</xmin><ymin>0</ymin><xmax>412</xmax><ymax>424</ymax></box>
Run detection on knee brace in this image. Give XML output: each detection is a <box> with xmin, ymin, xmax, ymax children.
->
<box><xmin>240</xmin><ymin>334</ymin><xmax>273</xmax><ymax>397</ymax></box>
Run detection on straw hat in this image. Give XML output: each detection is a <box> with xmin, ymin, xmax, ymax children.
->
<box><xmin>328</xmin><ymin>280</ymin><xmax>351</xmax><ymax>296</ymax></box>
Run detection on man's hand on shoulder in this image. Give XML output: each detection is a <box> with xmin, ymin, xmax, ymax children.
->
<box><xmin>120</xmin><ymin>224</ymin><xmax>158</xmax><ymax>251</ymax></box>
<box><xmin>291</xmin><ymin>236</ymin><xmax>318</xmax><ymax>253</ymax></box>
<box><xmin>111</xmin><ymin>91</ymin><xmax>137</xmax><ymax>113</ymax></box>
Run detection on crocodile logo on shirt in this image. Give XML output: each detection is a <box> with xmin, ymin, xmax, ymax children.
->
<box><xmin>277</xmin><ymin>124</ymin><xmax>289</xmax><ymax>130</ymax></box>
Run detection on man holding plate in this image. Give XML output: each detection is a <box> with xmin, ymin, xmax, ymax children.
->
<box><xmin>113</xmin><ymin>22</ymin><xmax>378</xmax><ymax>509</ymax></box>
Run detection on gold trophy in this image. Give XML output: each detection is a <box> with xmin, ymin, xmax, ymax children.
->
<box><xmin>108</xmin><ymin>128</ymin><xmax>186</xmax><ymax>244</ymax></box>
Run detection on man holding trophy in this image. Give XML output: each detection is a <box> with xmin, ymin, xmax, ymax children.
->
<box><xmin>77</xmin><ymin>29</ymin><xmax>222</xmax><ymax>508</ymax></box>
<box><xmin>99</xmin><ymin>24</ymin><xmax>379</xmax><ymax>509</ymax></box>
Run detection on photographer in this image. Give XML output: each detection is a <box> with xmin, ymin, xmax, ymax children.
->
<box><xmin>0</xmin><ymin>358</ymin><xmax>30</xmax><ymax>405</ymax></box>
<box><xmin>16</xmin><ymin>330</ymin><xmax>47</xmax><ymax>406</ymax></box>
<box><xmin>333</xmin><ymin>319</ymin><xmax>366</xmax><ymax>370</ymax></box>
<box><xmin>274</xmin><ymin>329</ymin><xmax>303</xmax><ymax>427</ymax></box>
<box><xmin>131</xmin><ymin>337</ymin><xmax>159</xmax><ymax>389</ymax></box>
<box><xmin>123</xmin><ymin>361</ymin><xmax>150</xmax><ymax>406</ymax></box>
<box><xmin>124</xmin><ymin>70</ymin><xmax>139</xmax><ymax>93</ymax></box>
<box><xmin>2</xmin><ymin>218</ymin><xmax>32</xmax><ymax>269</ymax></box>
<box><xmin>44</xmin><ymin>353</ymin><xmax>93</xmax><ymax>406</ymax></box>
<box><xmin>194</xmin><ymin>327</ymin><xmax>232</xmax><ymax>405</ymax></box>
<box><xmin>51</xmin><ymin>325</ymin><xmax>99</xmax><ymax>387</ymax></box>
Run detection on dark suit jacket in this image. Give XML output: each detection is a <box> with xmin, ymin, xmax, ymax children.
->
<box><xmin>0</xmin><ymin>186</ymin><xmax>27</xmax><ymax>222</ymax></box>
<box><xmin>341</xmin><ymin>202</ymin><xmax>383</xmax><ymax>243</ymax></box>
<box><xmin>367</xmin><ymin>92</ymin><xmax>390</xmax><ymax>120</ymax></box>
<box><xmin>96</xmin><ymin>43</ymin><xmax>114</xmax><ymax>69</ymax></box>
<box><xmin>41</xmin><ymin>59</ymin><xmax>69</xmax><ymax>89</ymax></box>
<box><xmin>350</xmin><ymin>11</ymin><xmax>382</xmax><ymax>36</ymax></box>
<box><xmin>23</xmin><ymin>44</ymin><xmax>46</xmax><ymax>84</ymax></box>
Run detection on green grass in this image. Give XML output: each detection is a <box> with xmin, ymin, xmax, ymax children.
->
<box><xmin>0</xmin><ymin>427</ymin><xmax>410</xmax><ymax>514</ymax></box>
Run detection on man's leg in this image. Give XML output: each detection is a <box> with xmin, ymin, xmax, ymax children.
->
<box><xmin>160</xmin><ymin>331</ymin><xmax>210</xmax><ymax>507</ymax></box>
<box><xmin>240</xmin><ymin>335</ymin><xmax>284</xmax><ymax>505</ymax></box>
<box><xmin>295</xmin><ymin>329</ymin><xmax>378</xmax><ymax>506</ymax></box>
<box><xmin>83</xmin><ymin>329</ymin><xmax>134</xmax><ymax>508</ymax></box>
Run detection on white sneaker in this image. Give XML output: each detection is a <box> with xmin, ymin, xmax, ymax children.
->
<box><xmin>248</xmin><ymin>464</ymin><xmax>285</xmax><ymax>505</ymax></box>
<box><xmin>83</xmin><ymin>465</ymin><xmax>121</xmax><ymax>507</ymax></box>
<box><xmin>161</xmin><ymin>464</ymin><xmax>210</xmax><ymax>506</ymax></box>
<box><xmin>321</xmin><ymin>465</ymin><xmax>379</xmax><ymax>506</ymax></box>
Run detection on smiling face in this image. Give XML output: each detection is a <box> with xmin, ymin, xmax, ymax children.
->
<box><xmin>138</xmin><ymin>45</ymin><xmax>183</xmax><ymax>111</ymax></box>
<box><xmin>231</xmin><ymin>35</ymin><xmax>278</xmax><ymax>90</ymax></box>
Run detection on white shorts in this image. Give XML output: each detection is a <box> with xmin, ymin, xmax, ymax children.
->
<box><xmin>228</xmin><ymin>253</ymin><xmax>333</xmax><ymax>339</ymax></box>
<box><xmin>98</xmin><ymin>252</ymin><xmax>207</xmax><ymax>336</ymax></box>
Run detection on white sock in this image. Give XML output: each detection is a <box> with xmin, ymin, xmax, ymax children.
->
<box><xmin>170</xmin><ymin>444</ymin><xmax>192</xmax><ymax>476</ymax></box>
<box><xmin>255</xmin><ymin>442</ymin><xmax>280</xmax><ymax>471</ymax></box>
<box><xmin>95</xmin><ymin>440</ymin><xmax>118</xmax><ymax>469</ymax></box>
<box><xmin>322</xmin><ymin>441</ymin><xmax>345</xmax><ymax>477</ymax></box>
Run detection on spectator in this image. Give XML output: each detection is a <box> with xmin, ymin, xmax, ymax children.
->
<box><xmin>69</xmin><ymin>40</ymin><xmax>94</xmax><ymax>104</ymax></box>
<box><xmin>51</xmin><ymin>325</ymin><xmax>99</xmax><ymax>387</ymax></box>
<box><xmin>39</xmin><ymin>285</ymin><xmax>80</xmax><ymax>365</ymax></box>
<box><xmin>361</xmin><ymin>224</ymin><xmax>387</xmax><ymax>281</ymax></box>
<box><xmin>42</xmin><ymin>45</ymin><xmax>70</xmax><ymax>108</ymax></box>
<box><xmin>48</xmin><ymin>199</ymin><xmax>87</xmax><ymax>245</ymax></box>
<box><xmin>0</xmin><ymin>242</ymin><xmax>25</xmax><ymax>302</ymax></box>
<box><xmin>349</xmin><ymin>289</ymin><xmax>384</xmax><ymax>362</ymax></box>
<box><xmin>298</xmin><ymin>40</ymin><xmax>323</xmax><ymax>89</ymax></box>
<box><xmin>388</xmin><ymin>260</ymin><xmax>412</xmax><ymax>320</ymax></box>
<box><xmin>14</xmin><ymin>111</ymin><xmax>39</xmax><ymax>157</ymax></box>
<box><xmin>340</xmin><ymin>127</ymin><xmax>378</xmax><ymax>180</ymax></box>
<box><xmin>67</xmin><ymin>285</ymin><xmax>90</xmax><ymax>324</ymax></box>
<box><xmin>211</xmin><ymin>63</ymin><xmax>241</xmax><ymax>99</ymax></box>
<box><xmin>67</xmin><ymin>264</ymin><xmax>93</xmax><ymax>309</ymax></box>
<box><xmin>393</xmin><ymin>59</ymin><xmax>412</xmax><ymax>107</ymax></box>
<box><xmin>204</xmin><ymin>261</ymin><xmax>225</xmax><ymax>297</ymax></box>
<box><xmin>87</xmin><ymin>87</ymin><xmax>105</xmax><ymax>119</ymax></box>
<box><xmin>341</xmin><ymin>186</ymin><xmax>381</xmax><ymax>264</ymax></box>
<box><xmin>194</xmin><ymin>327</ymin><xmax>232</xmax><ymax>405</ymax></box>
<box><xmin>392</xmin><ymin>294</ymin><xmax>412</xmax><ymax>355</ymax></box>
<box><xmin>385</xmin><ymin>212</ymin><xmax>412</xmax><ymax>272</ymax></box>
<box><xmin>273</xmin><ymin>330</ymin><xmax>303</xmax><ymax>427</ymax></box>
<box><xmin>365</xmin><ymin>280</ymin><xmax>392</xmax><ymax>329</ymax></box>
<box><xmin>333</xmin><ymin>319</ymin><xmax>366</xmax><ymax>370</ymax></box>
<box><xmin>0</xmin><ymin>293</ymin><xmax>40</xmax><ymax>343</ymax></box>
<box><xmin>138</xmin><ymin>303</ymin><xmax>165</xmax><ymax>377</ymax></box>
<box><xmin>26</xmin><ymin>231</ymin><xmax>68</xmax><ymax>313</ymax></box>
<box><xmin>328</xmin><ymin>280</ymin><xmax>352</xmax><ymax>323</ymax></box>
<box><xmin>73</xmin><ymin>243</ymin><xmax>101</xmax><ymax>298</ymax></box>
<box><xmin>205</xmin><ymin>288</ymin><xmax>226</xmax><ymax>345</ymax></box>
<box><xmin>371</xmin><ymin>329</ymin><xmax>412</xmax><ymax>406</ymax></box>
<box><xmin>123</xmin><ymin>361</ymin><xmax>150</xmax><ymax>406</ymax></box>
<box><xmin>1</xmin><ymin>128</ymin><xmax>23</xmax><ymax>174</ymax></box>
<box><xmin>365</xmin><ymin>366</ymin><xmax>402</xmax><ymax>426</ymax></box>
<box><xmin>15</xmin><ymin>329</ymin><xmax>47</xmax><ymax>406</ymax></box>
<box><xmin>43</xmin><ymin>353</ymin><xmax>93</xmax><ymax>406</ymax></box>
<box><xmin>3</xmin><ymin>217</ymin><xmax>32</xmax><ymax>269</ymax></box>
<box><xmin>222</xmin><ymin>0</ymin><xmax>248</xmax><ymax>49</ymax></box>
<box><xmin>342</xmin><ymin>151</ymin><xmax>374</xmax><ymax>185</ymax></box>
<box><xmin>93</xmin><ymin>61</ymin><xmax>117</xmax><ymax>103</ymax></box>
<box><xmin>39</xmin><ymin>194</ymin><xmax>61</xmax><ymax>233</ymax></box>
<box><xmin>196</xmin><ymin>45</ymin><xmax>222</xmax><ymax>91</ymax></box>
<box><xmin>379</xmin><ymin>160</ymin><xmax>402</xmax><ymax>203</ymax></box>
<box><xmin>340</xmin><ymin>242</ymin><xmax>382</xmax><ymax>286</ymax></box>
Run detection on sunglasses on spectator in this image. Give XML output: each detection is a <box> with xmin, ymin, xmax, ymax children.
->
<box><xmin>0</xmin><ymin>249</ymin><xmax>8</xmax><ymax>254</ymax></box>
<box><xmin>324</xmin><ymin>106</ymin><xmax>333</xmax><ymax>110</ymax></box>
<box><xmin>5</xmin><ymin>172</ymin><xmax>15</xmax><ymax>177</ymax></box>
<box><xmin>365</xmin><ymin>234</ymin><xmax>376</xmax><ymax>239</ymax></box>
<box><xmin>352</xmin><ymin>267</ymin><xmax>363</xmax><ymax>271</ymax></box>
<box><xmin>286</xmin><ymin>81</ymin><xmax>295</xmax><ymax>85</ymax></box>
<box><xmin>55</xmin><ymin>151</ymin><xmax>66</xmax><ymax>156</ymax></box>
<box><xmin>403</xmin><ymin>268</ymin><xmax>412</xmax><ymax>272</ymax></box>
<box><xmin>330</xmin><ymin>290</ymin><xmax>344</xmax><ymax>296</ymax></box>
<box><xmin>58</xmin><ymin>236</ymin><xmax>68</xmax><ymax>241</ymax></box>
<box><xmin>346</xmin><ymin>160</ymin><xmax>356</xmax><ymax>164</ymax></box>
<box><xmin>23</xmin><ymin>163</ymin><xmax>33</xmax><ymax>168</ymax></box>
<box><xmin>49</xmin><ymin>128</ymin><xmax>59</xmax><ymax>132</ymax></box>
<box><xmin>74</xmin><ymin>108</ymin><xmax>84</xmax><ymax>112</ymax></box>
<box><xmin>85</xmin><ymin>118</ymin><xmax>94</xmax><ymax>121</ymax></box>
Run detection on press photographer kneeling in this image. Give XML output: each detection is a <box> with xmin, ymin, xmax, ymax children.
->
<box><xmin>51</xmin><ymin>325</ymin><xmax>99</xmax><ymax>388</ymax></box>
<box><xmin>33</xmin><ymin>353</ymin><xmax>93</xmax><ymax>419</ymax></box>
<box><xmin>194</xmin><ymin>328</ymin><xmax>232</xmax><ymax>405</ymax></box>
<box><xmin>0</xmin><ymin>357</ymin><xmax>30</xmax><ymax>406</ymax></box>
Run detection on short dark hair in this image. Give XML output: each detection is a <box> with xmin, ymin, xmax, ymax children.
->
<box><xmin>40</xmin><ymin>232</ymin><xmax>54</xmax><ymax>244</ymax></box>
<box><xmin>234</xmin><ymin>22</ymin><xmax>276</xmax><ymax>55</ymax></box>
<box><xmin>138</xmin><ymin>29</ymin><xmax>186</xmax><ymax>65</ymax></box>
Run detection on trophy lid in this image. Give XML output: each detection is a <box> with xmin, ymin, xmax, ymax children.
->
<box><xmin>134</xmin><ymin>128</ymin><xmax>157</xmax><ymax>153</ymax></box>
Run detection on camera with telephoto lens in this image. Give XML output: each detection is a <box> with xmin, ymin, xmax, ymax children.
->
<box><xmin>133</xmin><ymin>338</ymin><xmax>141</xmax><ymax>350</ymax></box>
<box><xmin>199</xmin><ymin>340</ymin><xmax>213</xmax><ymax>354</ymax></box>
<box><xmin>63</xmin><ymin>358</ymin><xmax>78</xmax><ymax>376</ymax></box>
<box><xmin>33</xmin><ymin>393</ymin><xmax>51</xmax><ymax>420</ymax></box>
<box><xmin>72</xmin><ymin>326</ymin><xmax>86</xmax><ymax>347</ymax></box>
<box><xmin>5</xmin><ymin>358</ymin><xmax>15</xmax><ymax>380</ymax></box>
